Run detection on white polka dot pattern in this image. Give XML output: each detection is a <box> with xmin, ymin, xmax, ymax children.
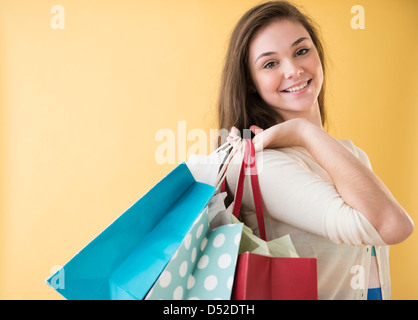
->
<box><xmin>145</xmin><ymin>207</ymin><xmax>243</xmax><ymax>300</ymax></box>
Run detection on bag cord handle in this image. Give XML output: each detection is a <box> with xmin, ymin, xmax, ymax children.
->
<box><xmin>231</xmin><ymin>139</ymin><xmax>267</xmax><ymax>241</ymax></box>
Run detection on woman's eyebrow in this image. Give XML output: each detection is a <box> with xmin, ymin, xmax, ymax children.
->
<box><xmin>254</xmin><ymin>37</ymin><xmax>309</xmax><ymax>63</ymax></box>
<box><xmin>291</xmin><ymin>36</ymin><xmax>309</xmax><ymax>47</ymax></box>
<box><xmin>255</xmin><ymin>51</ymin><xmax>277</xmax><ymax>63</ymax></box>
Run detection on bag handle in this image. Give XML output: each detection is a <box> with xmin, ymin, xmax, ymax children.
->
<box><xmin>215</xmin><ymin>136</ymin><xmax>241</xmax><ymax>191</ymax></box>
<box><xmin>231</xmin><ymin>139</ymin><xmax>267</xmax><ymax>241</ymax></box>
<box><xmin>248</xmin><ymin>139</ymin><xmax>267</xmax><ymax>241</ymax></box>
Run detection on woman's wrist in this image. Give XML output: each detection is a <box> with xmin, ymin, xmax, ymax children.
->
<box><xmin>293</xmin><ymin>118</ymin><xmax>323</xmax><ymax>149</ymax></box>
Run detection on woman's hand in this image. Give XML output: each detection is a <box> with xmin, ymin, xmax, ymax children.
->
<box><xmin>250</xmin><ymin>118</ymin><xmax>311</xmax><ymax>151</ymax></box>
<box><xmin>227</xmin><ymin>118</ymin><xmax>312</xmax><ymax>151</ymax></box>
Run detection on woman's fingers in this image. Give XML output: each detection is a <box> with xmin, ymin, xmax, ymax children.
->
<box><xmin>226</xmin><ymin>125</ymin><xmax>267</xmax><ymax>151</ymax></box>
<box><xmin>231</xmin><ymin>126</ymin><xmax>239</xmax><ymax>136</ymax></box>
<box><xmin>250</xmin><ymin>125</ymin><xmax>265</xmax><ymax>151</ymax></box>
<box><xmin>252</xmin><ymin>133</ymin><xmax>266</xmax><ymax>151</ymax></box>
<box><xmin>227</xmin><ymin>126</ymin><xmax>240</xmax><ymax>146</ymax></box>
<box><xmin>250</xmin><ymin>125</ymin><xmax>263</xmax><ymax>135</ymax></box>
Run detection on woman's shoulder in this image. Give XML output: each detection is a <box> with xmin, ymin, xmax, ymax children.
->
<box><xmin>256</xmin><ymin>147</ymin><xmax>309</xmax><ymax>165</ymax></box>
<box><xmin>226</xmin><ymin>146</ymin><xmax>306</xmax><ymax>182</ymax></box>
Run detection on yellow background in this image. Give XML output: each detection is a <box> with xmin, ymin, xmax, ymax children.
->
<box><xmin>0</xmin><ymin>0</ymin><xmax>417</xmax><ymax>299</ymax></box>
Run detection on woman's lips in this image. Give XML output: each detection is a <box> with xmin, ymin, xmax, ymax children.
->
<box><xmin>280</xmin><ymin>79</ymin><xmax>312</xmax><ymax>94</ymax></box>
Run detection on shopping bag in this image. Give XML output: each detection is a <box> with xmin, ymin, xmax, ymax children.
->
<box><xmin>229</xmin><ymin>139</ymin><xmax>318</xmax><ymax>300</ymax></box>
<box><xmin>186</xmin><ymin>138</ymin><xmax>240</xmax><ymax>189</ymax></box>
<box><xmin>145</xmin><ymin>141</ymin><xmax>243</xmax><ymax>300</ymax></box>
<box><xmin>145</xmin><ymin>205</ymin><xmax>243</xmax><ymax>300</ymax></box>
<box><xmin>232</xmin><ymin>252</ymin><xmax>318</xmax><ymax>300</ymax></box>
<box><xmin>46</xmin><ymin>162</ymin><xmax>216</xmax><ymax>300</ymax></box>
<box><xmin>187</xmin><ymin>138</ymin><xmax>241</xmax><ymax>230</ymax></box>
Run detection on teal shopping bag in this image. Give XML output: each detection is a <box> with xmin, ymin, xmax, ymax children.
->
<box><xmin>46</xmin><ymin>163</ymin><xmax>216</xmax><ymax>300</ymax></box>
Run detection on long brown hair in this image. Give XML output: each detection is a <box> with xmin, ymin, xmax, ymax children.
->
<box><xmin>217</xmin><ymin>1</ymin><xmax>327</xmax><ymax>142</ymax></box>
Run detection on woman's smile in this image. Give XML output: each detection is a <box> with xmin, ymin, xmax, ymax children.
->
<box><xmin>280</xmin><ymin>79</ymin><xmax>312</xmax><ymax>94</ymax></box>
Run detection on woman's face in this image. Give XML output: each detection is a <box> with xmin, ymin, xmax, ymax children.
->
<box><xmin>248</xmin><ymin>19</ymin><xmax>323</xmax><ymax>122</ymax></box>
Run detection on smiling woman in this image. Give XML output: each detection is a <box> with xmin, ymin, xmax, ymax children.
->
<box><xmin>219</xmin><ymin>1</ymin><xmax>414</xmax><ymax>300</ymax></box>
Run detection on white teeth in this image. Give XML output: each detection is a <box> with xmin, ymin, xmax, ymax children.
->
<box><xmin>284</xmin><ymin>81</ymin><xmax>309</xmax><ymax>92</ymax></box>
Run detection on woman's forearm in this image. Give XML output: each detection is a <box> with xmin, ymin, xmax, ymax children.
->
<box><xmin>301</xmin><ymin>123</ymin><xmax>414</xmax><ymax>244</ymax></box>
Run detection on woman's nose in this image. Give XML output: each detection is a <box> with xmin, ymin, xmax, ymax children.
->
<box><xmin>283</xmin><ymin>59</ymin><xmax>304</xmax><ymax>79</ymax></box>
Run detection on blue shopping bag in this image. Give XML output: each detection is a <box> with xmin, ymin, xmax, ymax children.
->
<box><xmin>46</xmin><ymin>163</ymin><xmax>216</xmax><ymax>300</ymax></box>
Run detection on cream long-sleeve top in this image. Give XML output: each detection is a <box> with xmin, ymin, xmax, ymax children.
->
<box><xmin>225</xmin><ymin>139</ymin><xmax>390</xmax><ymax>300</ymax></box>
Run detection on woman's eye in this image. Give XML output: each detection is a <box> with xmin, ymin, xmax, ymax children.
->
<box><xmin>295</xmin><ymin>48</ymin><xmax>309</xmax><ymax>56</ymax></box>
<box><xmin>263</xmin><ymin>61</ymin><xmax>278</xmax><ymax>69</ymax></box>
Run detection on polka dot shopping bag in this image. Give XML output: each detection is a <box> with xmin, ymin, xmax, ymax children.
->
<box><xmin>145</xmin><ymin>206</ymin><xmax>243</xmax><ymax>300</ymax></box>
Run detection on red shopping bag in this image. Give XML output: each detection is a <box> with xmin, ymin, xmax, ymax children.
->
<box><xmin>232</xmin><ymin>252</ymin><xmax>318</xmax><ymax>300</ymax></box>
<box><xmin>229</xmin><ymin>139</ymin><xmax>318</xmax><ymax>300</ymax></box>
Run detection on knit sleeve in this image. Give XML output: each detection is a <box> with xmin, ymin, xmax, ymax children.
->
<box><xmin>226</xmin><ymin>147</ymin><xmax>387</xmax><ymax>247</ymax></box>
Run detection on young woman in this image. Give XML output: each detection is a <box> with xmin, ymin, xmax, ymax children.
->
<box><xmin>219</xmin><ymin>1</ymin><xmax>414</xmax><ymax>300</ymax></box>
